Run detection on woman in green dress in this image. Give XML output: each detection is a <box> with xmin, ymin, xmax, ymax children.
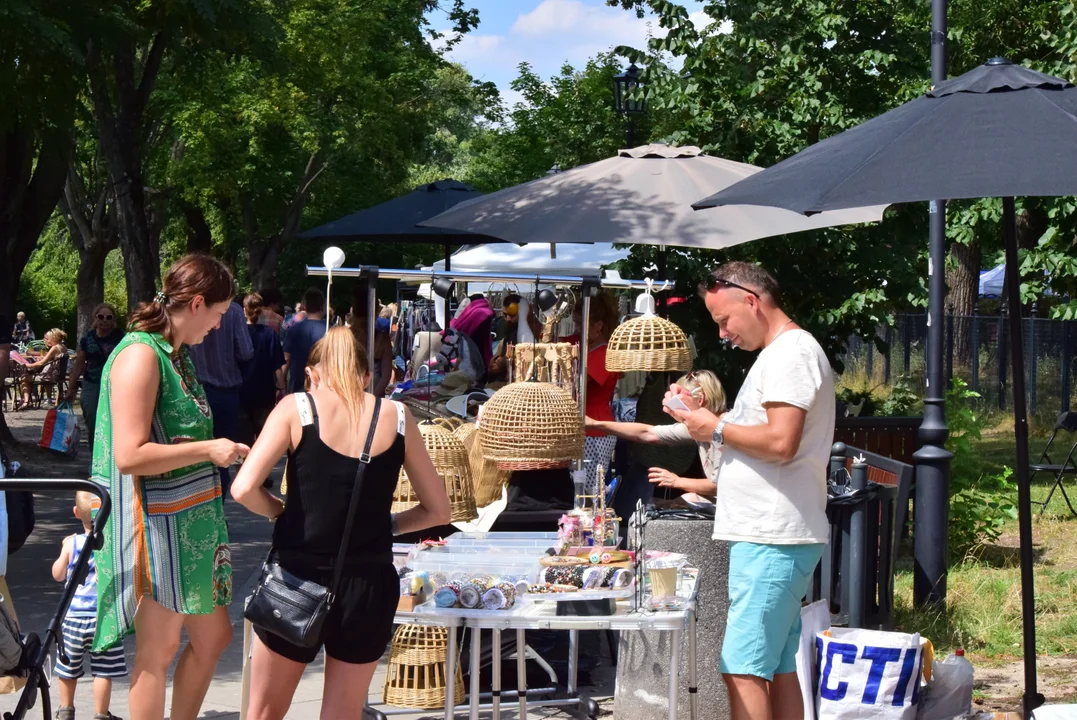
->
<box><xmin>92</xmin><ymin>254</ymin><xmax>249</xmax><ymax>720</ymax></box>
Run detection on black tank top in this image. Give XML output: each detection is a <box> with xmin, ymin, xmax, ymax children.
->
<box><xmin>272</xmin><ymin>393</ymin><xmax>406</xmax><ymax>569</ymax></box>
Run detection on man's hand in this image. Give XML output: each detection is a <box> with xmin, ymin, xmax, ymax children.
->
<box><xmin>648</xmin><ymin>467</ymin><xmax>681</xmax><ymax>489</ymax></box>
<box><xmin>666</xmin><ymin>403</ymin><xmax>723</xmax><ymax>443</ymax></box>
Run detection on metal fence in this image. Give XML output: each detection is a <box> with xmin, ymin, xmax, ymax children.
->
<box><xmin>840</xmin><ymin>313</ymin><xmax>1077</xmax><ymax>418</ymax></box>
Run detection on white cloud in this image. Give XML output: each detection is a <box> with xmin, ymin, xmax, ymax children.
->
<box><xmin>510</xmin><ymin>0</ymin><xmax>654</xmax><ymax>50</ymax></box>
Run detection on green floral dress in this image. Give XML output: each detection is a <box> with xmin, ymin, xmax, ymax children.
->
<box><xmin>91</xmin><ymin>331</ymin><xmax>232</xmax><ymax>652</ymax></box>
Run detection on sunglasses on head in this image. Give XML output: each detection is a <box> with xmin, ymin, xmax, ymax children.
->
<box><xmin>702</xmin><ymin>275</ymin><xmax>759</xmax><ymax>297</ymax></box>
<box><xmin>97</xmin><ymin>314</ymin><xmax>114</xmax><ymax>321</ymax></box>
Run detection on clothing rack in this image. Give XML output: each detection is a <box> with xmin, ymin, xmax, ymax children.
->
<box><xmin>306</xmin><ymin>265</ymin><xmax>658</xmax><ymax>428</ymax></box>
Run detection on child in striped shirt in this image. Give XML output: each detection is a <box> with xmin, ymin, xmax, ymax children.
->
<box><xmin>51</xmin><ymin>491</ymin><xmax>126</xmax><ymax>720</ymax></box>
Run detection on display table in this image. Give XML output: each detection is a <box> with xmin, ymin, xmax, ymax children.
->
<box><xmin>373</xmin><ymin>575</ymin><xmax>700</xmax><ymax>720</ymax></box>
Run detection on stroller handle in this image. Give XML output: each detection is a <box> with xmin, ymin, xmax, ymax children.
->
<box><xmin>0</xmin><ymin>479</ymin><xmax>111</xmax><ymax>549</ymax></box>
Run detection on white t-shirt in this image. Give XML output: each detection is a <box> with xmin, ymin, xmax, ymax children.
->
<box><xmin>713</xmin><ymin>329</ymin><xmax>834</xmax><ymax>544</ymax></box>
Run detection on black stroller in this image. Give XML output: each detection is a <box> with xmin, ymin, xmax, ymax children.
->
<box><xmin>0</xmin><ymin>476</ymin><xmax>111</xmax><ymax>720</ymax></box>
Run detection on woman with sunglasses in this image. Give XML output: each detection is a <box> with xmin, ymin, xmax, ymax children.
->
<box><xmin>585</xmin><ymin>370</ymin><xmax>727</xmax><ymax>496</ymax></box>
<box><xmin>65</xmin><ymin>304</ymin><xmax>125</xmax><ymax>446</ymax></box>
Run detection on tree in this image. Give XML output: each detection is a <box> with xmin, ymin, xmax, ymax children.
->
<box><xmin>83</xmin><ymin>0</ymin><xmax>278</xmax><ymax>308</ymax></box>
<box><xmin>58</xmin><ymin>123</ymin><xmax>120</xmax><ymax>339</ymax></box>
<box><xmin>161</xmin><ymin>0</ymin><xmax>480</xmax><ymax>291</ymax></box>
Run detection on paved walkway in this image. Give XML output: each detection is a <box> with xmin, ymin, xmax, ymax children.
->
<box><xmin>0</xmin><ymin>408</ymin><xmax>614</xmax><ymax>719</ymax></box>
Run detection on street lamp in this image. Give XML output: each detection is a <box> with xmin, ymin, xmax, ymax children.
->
<box><xmin>613</xmin><ymin>63</ymin><xmax>645</xmax><ymax>147</ymax></box>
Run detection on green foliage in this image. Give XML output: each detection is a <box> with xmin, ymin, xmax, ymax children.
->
<box><xmin>879</xmin><ymin>376</ymin><xmax>922</xmax><ymax>417</ymax></box>
<box><xmin>945</xmin><ymin>378</ymin><xmax>1018</xmax><ymax>559</ymax></box>
<box><xmin>15</xmin><ymin>221</ymin><xmax>128</xmax><ymax>337</ymax></box>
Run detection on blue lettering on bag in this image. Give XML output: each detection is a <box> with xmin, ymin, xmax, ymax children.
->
<box><xmin>860</xmin><ymin>646</ymin><xmax>901</xmax><ymax>704</ymax></box>
<box><xmin>819</xmin><ymin>640</ymin><xmax>859</xmax><ymax>701</ymax></box>
<box><xmin>893</xmin><ymin>647</ymin><xmax>919</xmax><ymax>707</ymax></box>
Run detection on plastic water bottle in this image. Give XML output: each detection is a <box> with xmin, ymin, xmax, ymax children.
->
<box><xmin>946</xmin><ymin>649</ymin><xmax>975</xmax><ymax>714</ymax></box>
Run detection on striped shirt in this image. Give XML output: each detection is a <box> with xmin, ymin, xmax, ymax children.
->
<box><xmin>67</xmin><ymin>534</ymin><xmax>98</xmax><ymax>617</ymax></box>
<box><xmin>187</xmin><ymin>302</ymin><xmax>254</xmax><ymax>389</ymax></box>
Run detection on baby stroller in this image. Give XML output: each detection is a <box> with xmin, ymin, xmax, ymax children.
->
<box><xmin>0</xmin><ymin>476</ymin><xmax>111</xmax><ymax>720</ymax></box>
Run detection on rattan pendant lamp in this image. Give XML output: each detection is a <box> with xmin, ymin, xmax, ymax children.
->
<box><xmin>394</xmin><ymin>421</ymin><xmax>478</xmax><ymax>522</ymax></box>
<box><xmin>479</xmin><ymin>379</ymin><xmax>585</xmax><ymax>470</ymax></box>
<box><xmin>606</xmin><ymin>281</ymin><xmax>692</xmax><ymax>373</ymax></box>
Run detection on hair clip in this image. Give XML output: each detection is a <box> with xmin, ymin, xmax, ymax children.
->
<box><xmin>154</xmin><ymin>291</ymin><xmax>168</xmax><ymax>304</ymax></box>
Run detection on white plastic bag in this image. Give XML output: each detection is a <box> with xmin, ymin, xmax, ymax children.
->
<box><xmin>917</xmin><ymin>652</ymin><xmax>973</xmax><ymax>720</ymax></box>
<box><xmin>816</xmin><ymin>628</ymin><xmax>923</xmax><ymax>720</ymax></box>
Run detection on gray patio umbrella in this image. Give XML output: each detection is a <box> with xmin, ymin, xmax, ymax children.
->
<box><xmin>299</xmin><ymin>179</ymin><xmax>503</xmax><ymax>268</ymax></box>
<box><xmin>418</xmin><ymin>144</ymin><xmax>886</xmax><ymax>249</ymax></box>
<box><xmin>697</xmin><ymin>58</ymin><xmax>1077</xmax><ymax>717</ymax></box>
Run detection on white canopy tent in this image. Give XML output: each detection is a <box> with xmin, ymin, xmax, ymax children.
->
<box><xmin>416</xmin><ymin>242</ymin><xmax>630</xmax><ymax>298</ymax></box>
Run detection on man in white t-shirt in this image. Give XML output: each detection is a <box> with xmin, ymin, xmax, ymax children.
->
<box><xmin>666</xmin><ymin>261</ymin><xmax>834</xmax><ymax>720</ymax></box>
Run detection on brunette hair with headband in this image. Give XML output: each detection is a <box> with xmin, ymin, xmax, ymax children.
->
<box><xmin>128</xmin><ymin>254</ymin><xmax>235</xmax><ymax>348</ymax></box>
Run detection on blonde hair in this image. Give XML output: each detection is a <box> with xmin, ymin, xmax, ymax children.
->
<box><xmin>46</xmin><ymin>328</ymin><xmax>67</xmax><ymax>345</ymax></box>
<box><xmin>677</xmin><ymin>370</ymin><xmax>727</xmax><ymax>414</ymax></box>
<box><xmin>74</xmin><ymin>491</ymin><xmax>96</xmax><ymax>525</ymax></box>
<box><xmin>306</xmin><ymin>326</ymin><xmax>369</xmax><ymax>426</ymax></box>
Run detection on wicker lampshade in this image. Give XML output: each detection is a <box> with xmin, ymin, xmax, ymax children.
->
<box><xmin>606</xmin><ymin>314</ymin><xmax>692</xmax><ymax>372</ymax></box>
<box><xmin>479</xmin><ymin>381</ymin><xmax>584</xmax><ymax>470</ymax></box>
<box><xmin>455</xmin><ymin>421</ymin><xmax>511</xmax><ymax>506</ymax></box>
<box><xmin>394</xmin><ymin>422</ymin><xmax>477</xmax><ymax>522</ymax></box>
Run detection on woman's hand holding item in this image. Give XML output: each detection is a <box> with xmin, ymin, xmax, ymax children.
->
<box><xmin>208</xmin><ymin>438</ymin><xmax>250</xmax><ymax>467</ymax></box>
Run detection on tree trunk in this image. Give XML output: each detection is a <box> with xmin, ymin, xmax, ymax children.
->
<box><xmin>86</xmin><ymin>35</ymin><xmax>167</xmax><ymax>309</ymax></box>
<box><xmin>0</xmin><ymin>119</ymin><xmax>71</xmax><ymax>445</ymax></box>
<box><xmin>246</xmin><ymin>152</ymin><xmax>327</xmax><ymax>292</ymax></box>
<box><xmin>946</xmin><ymin>239</ymin><xmax>981</xmax><ymax>367</ymax></box>
<box><xmin>183</xmin><ymin>202</ymin><xmax>213</xmax><ymax>254</ymax></box>
<box><xmin>61</xmin><ymin>161</ymin><xmax>120</xmax><ymax>337</ymax></box>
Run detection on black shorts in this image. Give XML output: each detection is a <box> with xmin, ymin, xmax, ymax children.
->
<box><xmin>254</xmin><ymin>562</ymin><xmax>400</xmax><ymax>665</ymax></box>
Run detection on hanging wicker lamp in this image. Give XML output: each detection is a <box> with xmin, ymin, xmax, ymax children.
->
<box><xmin>455</xmin><ymin>421</ymin><xmax>511</xmax><ymax>507</ymax></box>
<box><xmin>394</xmin><ymin>422</ymin><xmax>477</xmax><ymax>522</ymax></box>
<box><xmin>606</xmin><ymin>287</ymin><xmax>692</xmax><ymax>373</ymax></box>
<box><xmin>479</xmin><ymin>381</ymin><xmax>584</xmax><ymax>470</ymax></box>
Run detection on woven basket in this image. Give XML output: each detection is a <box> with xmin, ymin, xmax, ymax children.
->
<box><xmin>479</xmin><ymin>381</ymin><xmax>584</xmax><ymax>470</ymax></box>
<box><xmin>511</xmin><ymin>342</ymin><xmax>579</xmax><ymax>396</ymax></box>
<box><xmin>383</xmin><ymin>624</ymin><xmax>464</xmax><ymax>709</ymax></box>
<box><xmin>394</xmin><ymin>422</ymin><xmax>478</xmax><ymax>522</ymax></box>
<box><xmin>606</xmin><ymin>315</ymin><xmax>692</xmax><ymax>373</ymax></box>
<box><xmin>462</xmin><ymin>423</ymin><xmax>511</xmax><ymax>506</ymax></box>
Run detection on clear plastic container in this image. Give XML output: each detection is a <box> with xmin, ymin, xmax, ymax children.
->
<box><xmin>918</xmin><ymin>648</ymin><xmax>974</xmax><ymax>720</ymax></box>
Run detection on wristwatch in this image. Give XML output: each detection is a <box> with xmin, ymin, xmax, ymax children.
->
<box><xmin>712</xmin><ymin>416</ymin><xmax>729</xmax><ymax>446</ymax></box>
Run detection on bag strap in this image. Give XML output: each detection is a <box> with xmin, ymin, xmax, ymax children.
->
<box><xmin>328</xmin><ymin>397</ymin><xmax>382</xmax><ymax>599</ymax></box>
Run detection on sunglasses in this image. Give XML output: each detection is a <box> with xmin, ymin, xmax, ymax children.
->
<box><xmin>96</xmin><ymin>314</ymin><xmax>114</xmax><ymax>321</ymax></box>
<box><xmin>701</xmin><ymin>275</ymin><xmax>759</xmax><ymax>297</ymax></box>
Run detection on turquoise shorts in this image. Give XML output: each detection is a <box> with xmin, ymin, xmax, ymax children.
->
<box><xmin>720</xmin><ymin>541</ymin><xmax>825</xmax><ymax>681</ymax></box>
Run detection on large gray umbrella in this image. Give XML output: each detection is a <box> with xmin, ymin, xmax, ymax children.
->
<box><xmin>418</xmin><ymin>144</ymin><xmax>885</xmax><ymax>249</ymax></box>
<box><xmin>696</xmin><ymin>59</ymin><xmax>1077</xmax><ymax>718</ymax></box>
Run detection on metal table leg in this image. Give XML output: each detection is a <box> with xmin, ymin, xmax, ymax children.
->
<box><xmin>446</xmin><ymin>625</ymin><xmax>457</xmax><ymax>720</ymax></box>
<box><xmin>517</xmin><ymin>628</ymin><xmax>528</xmax><ymax>720</ymax></box>
<box><xmin>668</xmin><ymin>627</ymin><xmax>681</xmax><ymax>720</ymax></box>
<box><xmin>567</xmin><ymin>629</ymin><xmax>579</xmax><ymax>696</ymax></box>
<box><xmin>689</xmin><ymin>611</ymin><xmax>698</xmax><ymax>720</ymax></box>
<box><xmin>492</xmin><ymin>629</ymin><xmax>502</xmax><ymax>720</ymax></box>
<box><xmin>470</xmin><ymin>628</ymin><xmax>481</xmax><ymax>720</ymax></box>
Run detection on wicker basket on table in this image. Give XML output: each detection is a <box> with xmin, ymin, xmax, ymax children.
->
<box><xmin>393</xmin><ymin>422</ymin><xmax>478</xmax><ymax>522</ymax></box>
<box><xmin>479</xmin><ymin>381</ymin><xmax>584</xmax><ymax>470</ymax></box>
<box><xmin>605</xmin><ymin>314</ymin><xmax>692</xmax><ymax>373</ymax></box>
<box><xmin>383</xmin><ymin>624</ymin><xmax>464</xmax><ymax>709</ymax></box>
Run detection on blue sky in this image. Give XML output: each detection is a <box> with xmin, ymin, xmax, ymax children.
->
<box><xmin>429</xmin><ymin>0</ymin><xmax>707</xmax><ymax>107</ymax></box>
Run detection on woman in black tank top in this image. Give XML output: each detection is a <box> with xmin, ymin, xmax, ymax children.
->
<box><xmin>232</xmin><ymin>327</ymin><xmax>450</xmax><ymax>720</ymax></box>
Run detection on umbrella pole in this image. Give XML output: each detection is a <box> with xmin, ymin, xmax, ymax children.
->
<box><xmin>445</xmin><ymin>241</ymin><xmax>452</xmax><ymax>271</ymax></box>
<box><xmin>1002</xmin><ymin>196</ymin><xmax>1042</xmax><ymax>719</ymax></box>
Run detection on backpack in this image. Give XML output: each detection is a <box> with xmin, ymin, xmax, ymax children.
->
<box><xmin>0</xmin><ymin>439</ymin><xmax>35</xmax><ymax>555</ymax></box>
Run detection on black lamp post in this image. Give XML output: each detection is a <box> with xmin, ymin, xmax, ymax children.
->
<box><xmin>613</xmin><ymin>63</ymin><xmax>645</xmax><ymax>148</ymax></box>
<box><xmin>912</xmin><ymin>0</ymin><xmax>952</xmax><ymax>611</ymax></box>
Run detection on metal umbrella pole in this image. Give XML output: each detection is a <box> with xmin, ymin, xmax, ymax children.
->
<box><xmin>1002</xmin><ymin>197</ymin><xmax>1044</xmax><ymax>718</ymax></box>
<box><xmin>912</xmin><ymin>0</ymin><xmax>953</xmax><ymax>610</ymax></box>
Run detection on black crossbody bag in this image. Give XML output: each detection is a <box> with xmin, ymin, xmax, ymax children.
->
<box><xmin>244</xmin><ymin>397</ymin><xmax>382</xmax><ymax>648</ymax></box>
